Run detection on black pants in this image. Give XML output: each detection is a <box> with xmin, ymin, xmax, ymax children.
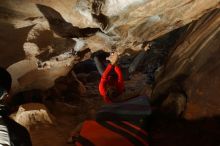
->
<box><xmin>93</xmin><ymin>51</ymin><xmax>146</xmax><ymax>79</ymax></box>
<box><xmin>93</xmin><ymin>56</ymin><xmax>106</xmax><ymax>75</ymax></box>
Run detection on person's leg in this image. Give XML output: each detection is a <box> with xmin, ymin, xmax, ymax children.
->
<box><xmin>129</xmin><ymin>51</ymin><xmax>147</xmax><ymax>74</ymax></box>
<box><xmin>92</xmin><ymin>51</ymin><xmax>110</xmax><ymax>75</ymax></box>
<box><xmin>93</xmin><ymin>56</ymin><xmax>106</xmax><ymax>75</ymax></box>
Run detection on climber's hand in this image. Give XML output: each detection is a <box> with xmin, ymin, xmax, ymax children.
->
<box><xmin>107</xmin><ymin>52</ymin><xmax>118</xmax><ymax>65</ymax></box>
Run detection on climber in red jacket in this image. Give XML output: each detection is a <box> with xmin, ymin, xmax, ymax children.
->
<box><xmin>99</xmin><ymin>63</ymin><xmax>124</xmax><ymax>103</ymax></box>
<box><xmin>93</xmin><ymin>51</ymin><xmax>125</xmax><ymax>103</ymax></box>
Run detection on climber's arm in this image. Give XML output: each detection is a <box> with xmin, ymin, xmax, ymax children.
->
<box><xmin>99</xmin><ymin>64</ymin><xmax>113</xmax><ymax>103</ymax></box>
<box><xmin>114</xmin><ymin>66</ymin><xmax>125</xmax><ymax>92</ymax></box>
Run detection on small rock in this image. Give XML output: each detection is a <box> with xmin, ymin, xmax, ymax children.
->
<box><xmin>12</xmin><ymin>103</ymin><xmax>55</xmax><ymax>130</ymax></box>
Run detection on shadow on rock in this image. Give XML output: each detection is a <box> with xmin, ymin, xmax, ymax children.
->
<box><xmin>36</xmin><ymin>4</ymin><xmax>101</xmax><ymax>38</ymax></box>
<box><xmin>0</xmin><ymin>22</ymin><xmax>35</xmax><ymax>67</ymax></box>
<box><xmin>149</xmin><ymin>113</ymin><xmax>220</xmax><ymax>146</ymax></box>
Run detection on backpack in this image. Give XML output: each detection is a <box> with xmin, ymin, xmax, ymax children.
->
<box><xmin>75</xmin><ymin>120</ymin><xmax>149</xmax><ymax>146</ymax></box>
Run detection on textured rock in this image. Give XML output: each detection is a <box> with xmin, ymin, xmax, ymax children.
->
<box><xmin>1</xmin><ymin>1</ymin><xmax>219</xmax><ymax>146</ymax></box>
<box><xmin>76</xmin><ymin>0</ymin><xmax>220</xmax><ymax>46</ymax></box>
<box><xmin>0</xmin><ymin>0</ymin><xmax>219</xmax><ymax>94</ymax></box>
<box><xmin>12</xmin><ymin>103</ymin><xmax>54</xmax><ymax>130</ymax></box>
<box><xmin>8</xmin><ymin>57</ymin><xmax>74</xmax><ymax>93</ymax></box>
<box><xmin>10</xmin><ymin>102</ymin><xmax>80</xmax><ymax>146</ymax></box>
<box><xmin>153</xmin><ymin>9</ymin><xmax>220</xmax><ymax>119</ymax></box>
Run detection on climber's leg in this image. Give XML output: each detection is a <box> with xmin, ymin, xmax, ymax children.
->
<box><xmin>94</xmin><ymin>56</ymin><xmax>106</xmax><ymax>75</ymax></box>
<box><xmin>92</xmin><ymin>51</ymin><xmax>110</xmax><ymax>75</ymax></box>
<box><xmin>129</xmin><ymin>51</ymin><xmax>147</xmax><ymax>74</ymax></box>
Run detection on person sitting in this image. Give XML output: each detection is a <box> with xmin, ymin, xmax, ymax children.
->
<box><xmin>0</xmin><ymin>67</ymin><xmax>32</xmax><ymax>146</ymax></box>
<box><xmin>69</xmin><ymin>95</ymin><xmax>151</xmax><ymax>146</ymax></box>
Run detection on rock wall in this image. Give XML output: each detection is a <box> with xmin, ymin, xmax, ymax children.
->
<box><xmin>153</xmin><ymin>9</ymin><xmax>220</xmax><ymax>119</ymax></box>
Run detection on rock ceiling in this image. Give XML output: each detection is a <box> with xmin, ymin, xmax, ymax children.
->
<box><xmin>0</xmin><ymin>0</ymin><xmax>219</xmax><ymax>94</ymax></box>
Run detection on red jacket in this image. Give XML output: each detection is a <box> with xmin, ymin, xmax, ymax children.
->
<box><xmin>99</xmin><ymin>64</ymin><xmax>124</xmax><ymax>103</ymax></box>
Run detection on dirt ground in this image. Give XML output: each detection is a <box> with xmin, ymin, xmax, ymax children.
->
<box><xmin>11</xmin><ymin>73</ymin><xmax>220</xmax><ymax>146</ymax></box>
